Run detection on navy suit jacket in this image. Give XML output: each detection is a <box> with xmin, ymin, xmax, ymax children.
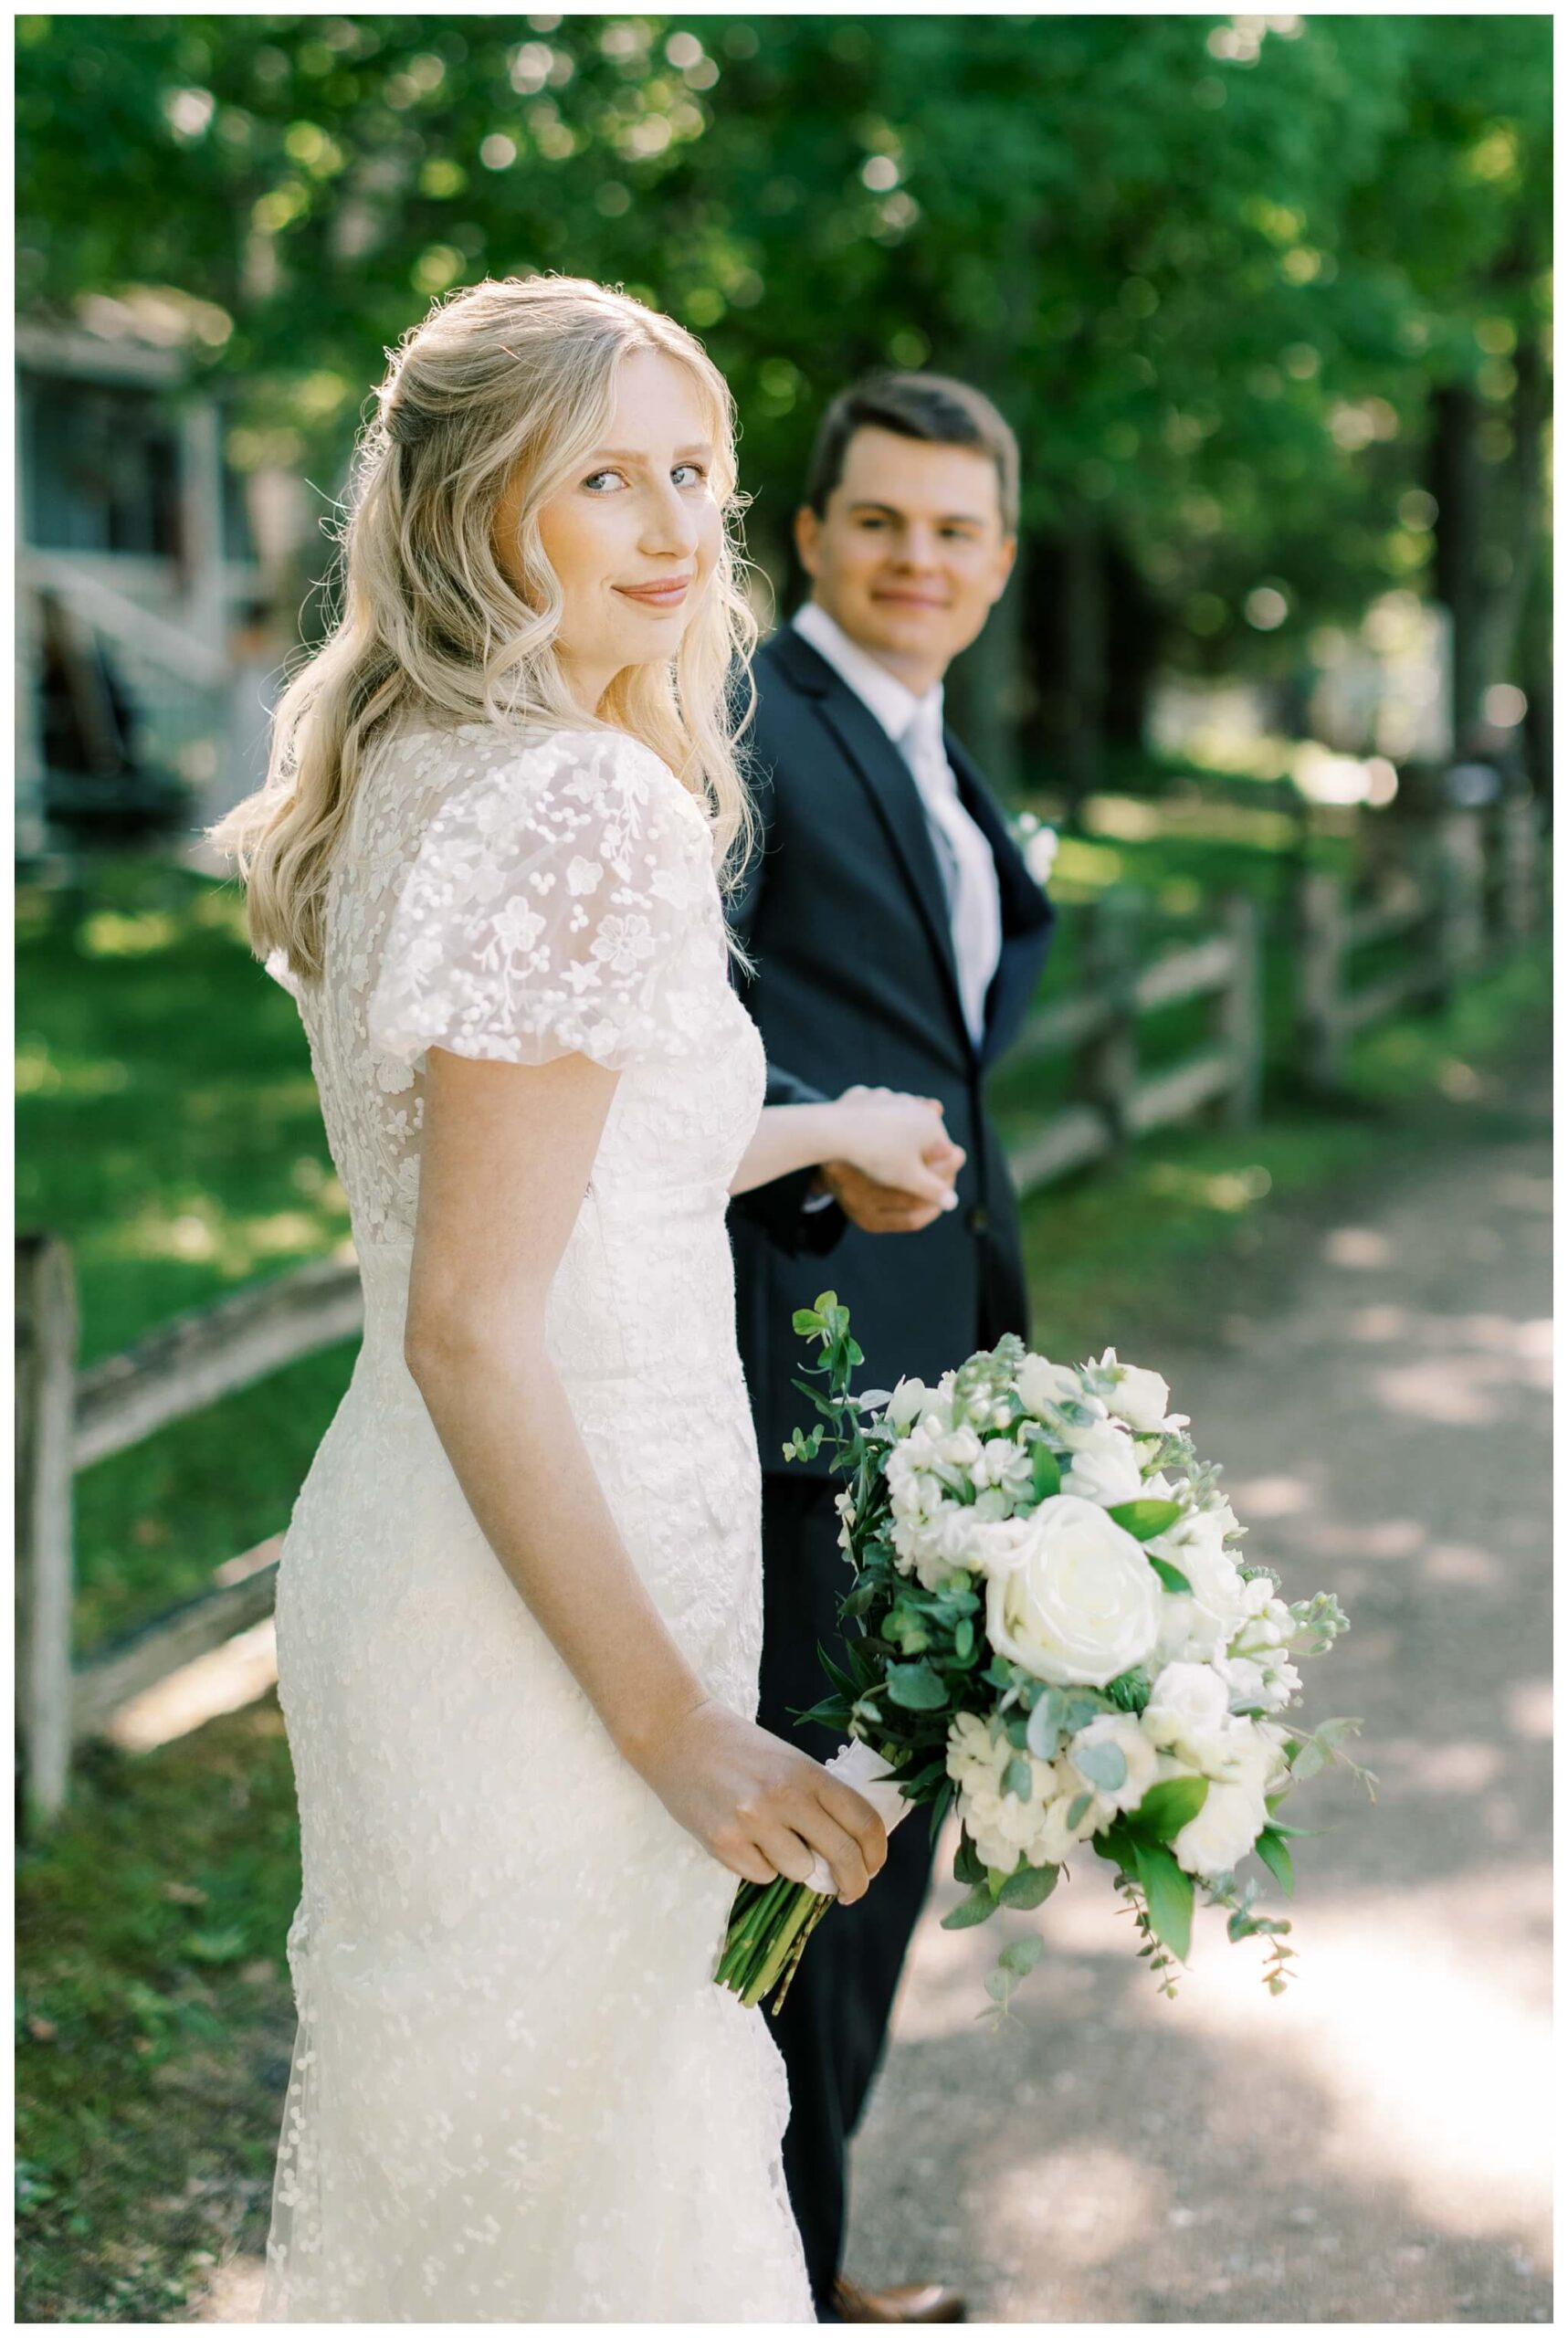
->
<box><xmin>728</xmin><ymin>625</ymin><xmax>1056</xmax><ymax>1476</ymax></box>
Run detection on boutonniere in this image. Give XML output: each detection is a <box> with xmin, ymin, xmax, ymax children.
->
<box><xmin>1007</xmin><ymin>809</ymin><xmax>1059</xmax><ymax>889</ymax></box>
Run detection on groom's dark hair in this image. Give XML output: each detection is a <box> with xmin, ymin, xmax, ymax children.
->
<box><xmin>803</xmin><ymin>371</ymin><xmax>1020</xmax><ymax>533</ymax></box>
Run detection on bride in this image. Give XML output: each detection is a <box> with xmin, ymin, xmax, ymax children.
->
<box><xmin>213</xmin><ymin>276</ymin><xmax>964</xmax><ymax>2322</ymax></box>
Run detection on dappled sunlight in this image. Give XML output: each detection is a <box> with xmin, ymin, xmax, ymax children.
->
<box><xmin>993</xmin><ymin>2143</ymin><xmax>1165</xmax><ymax>2275</ymax></box>
<box><xmin>80</xmin><ymin>908</ymin><xmax>186</xmax><ymax>957</ymax></box>
<box><xmin>1141</xmin><ymin>1870</ymin><xmax>1552</xmax><ymax>2256</ymax></box>
<box><xmin>109</xmin><ymin>1620</ymin><xmax>279</xmax><ymax>1754</ymax></box>
<box><xmin>1226</xmin><ymin>1470</ymin><xmax>1311</xmax><ymax>1519</ymax></box>
<box><xmin>1322</xmin><ymin>1225</ymin><xmax>1393</xmax><ymax>1269</ymax></box>
<box><xmin>15</xmin><ymin>1041</ymin><xmax>132</xmax><ymax>1099</ymax></box>
<box><xmin>1507</xmin><ymin>1680</ymin><xmax>1552</xmax><ymax>1741</ymax></box>
<box><xmin>98</xmin><ymin>1198</ymin><xmax>347</xmax><ymax>1283</ymax></box>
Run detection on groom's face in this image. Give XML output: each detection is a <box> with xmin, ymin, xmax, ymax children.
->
<box><xmin>795</xmin><ymin>426</ymin><xmax>1016</xmax><ymax>684</ymax></box>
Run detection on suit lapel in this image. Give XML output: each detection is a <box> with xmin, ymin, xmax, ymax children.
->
<box><xmin>770</xmin><ymin>629</ymin><xmax>970</xmax><ymax>1048</ymax></box>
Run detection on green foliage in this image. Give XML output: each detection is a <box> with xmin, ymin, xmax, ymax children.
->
<box><xmin>13</xmin><ymin>16</ymin><xmax>1550</xmax><ymax>668</ymax></box>
<box><xmin>1106</xmin><ymin>1498</ymin><xmax>1185</xmax><ymax>1542</ymax></box>
<box><xmin>1135</xmin><ymin>1775</ymin><xmax>1210</xmax><ymax>1843</ymax></box>
<box><xmin>1147</xmin><ymin>1554</ymin><xmax>1195</xmax><ymax>1596</ymax></box>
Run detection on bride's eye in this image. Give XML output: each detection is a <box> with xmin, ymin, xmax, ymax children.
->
<box><xmin>672</xmin><ymin>462</ymin><xmax>709</xmax><ymax>489</ymax></box>
<box><xmin>582</xmin><ymin>469</ymin><xmax>626</xmax><ymax>493</ymax></box>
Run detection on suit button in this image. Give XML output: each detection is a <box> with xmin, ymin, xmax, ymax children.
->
<box><xmin>966</xmin><ymin>1204</ymin><xmax>991</xmax><ymax>1234</ymax></box>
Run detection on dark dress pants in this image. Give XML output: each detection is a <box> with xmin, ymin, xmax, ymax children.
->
<box><xmin>757</xmin><ymin>1472</ymin><xmax>939</xmax><ymax>2318</ymax></box>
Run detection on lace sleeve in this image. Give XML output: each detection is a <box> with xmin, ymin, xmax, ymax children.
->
<box><xmin>366</xmin><ymin>726</ymin><xmax>718</xmax><ymax>1073</ymax></box>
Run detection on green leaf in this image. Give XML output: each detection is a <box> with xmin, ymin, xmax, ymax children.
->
<box><xmin>1105</xmin><ymin>1665</ymin><xmax>1152</xmax><ymax>1712</ymax></box>
<box><xmin>1132</xmin><ymin>1840</ymin><xmax>1194</xmax><ymax>1962</ymax></box>
<box><xmin>1003</xmin><ymin>1755</ymin><xmax>1033</xmax><ymax>1801</ymax></box>
<box><xmin>1253</xmin><ymin>1828</ymin><xmax>1295</xmax><ymax>1894</ymax></box>
<box><xmin>885</xmin><ymin>1660</ymin><xmax>948</xmax><ymax>1711</ymax></box>
<box><xmin>813</xmin><ymin>1291</ymin><xmax>839</xmax><ymax>1315</ymax></box>
<box><xmin>941</xmin><ymin>1883</ymin><xmax>1001</xmax><ymax>1932</ymax></box>
<box><xmin>953</xmin><ymin>1619</ymin><xmax>974</xmax><ymax>1661</ymax></box>
<box><xmin>953</xmin><ymin>1829</ymin><xmax>985</xmax><ymax>1888</ymax></box>
<box><xmin>1131</xmin><ymin>1775</ymin><xmax>1209</xmax><ymax>1842</ymax></box>
<box><xmin>997</xmin><ymin>1861</ymin><xmax>1059</xmax><ymax>1911</ymax></box>
<box><xmin>998</xmin><ymin>1933</ymin><xmax>1047</xmax><ymax>1977</ymax></box>
<box><xmin>792</xmin><ymin>1308</ymin><xmax>824</xmax><ymax>1336</ymax></box>
<box><xmin>1026</xmin><ymin>1694</ymin><xmax>1063</xmax><ymax>1762</ymax></box>
<box><xmin>1071</xmin><ymin>1737</ymin><xmax>1127</xmax><ymax>1794</ymax></box>
<box><xmin>1148</xmin><ymin>1555</ymin><xmax>1194</xmax><ymax>1596</ymax></box>
<box><xmin>1066</xmin><ymin>1790</ymin><xmax>1093</xmax><ymax>1829</ymax></box>
<box><xmin>1031</xmin><ymin>1443</ymin><xmax>1062</xmax><ymax>1500</ymax></box>
<box><xmin>1106</xmin><ymin>1499</ymin><xmax>1185</xmax><ymax>1543</ymax></box>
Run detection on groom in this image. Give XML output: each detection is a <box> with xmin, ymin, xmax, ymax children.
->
<box><xmin>729</xmin><ymin>374</ymin><xmax>1055</xmax><ymax>2322</ymax></box>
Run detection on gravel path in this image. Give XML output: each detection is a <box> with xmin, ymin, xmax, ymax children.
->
<box><xmin>844</xmin><ymin>1082</ymin><xmax>1552</xmax><ymax>2323</ymax></box>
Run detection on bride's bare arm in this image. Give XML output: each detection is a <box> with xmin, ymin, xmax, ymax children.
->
<box><xmin>731</xmin><ymin>1092</ymin><xmax>964</xmax><ymax>1208</ymax></box>
<box><xmin>402</xmin><ymin>1046</ymin><xmax>889</xmax><ymax>1900</ymax></box>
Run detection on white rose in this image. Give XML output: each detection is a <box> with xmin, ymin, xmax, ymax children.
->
<box><xmin>1064</xmin><ymin>1711</ymin><xmax>1162</xmax><ymax>1819</ymax></box>
<box><xmin>1142</xmin><ymin>1660</ymin><xmax>1232</xmax><ymax>1757</ymax></box>
<box><xmin>938</xmin><ymin>1427</ymin><xmax>984</xmax><ymax>1471</ymax></box>
<box><xmin>1016</xmin><ymin>1354</ymin><xmax>1082</xmax><ymax>1418</ymax></box>
<box><xmin>1173</xmin><ymin>1778</ymin><xmax>1269</xmax><ymax>1880</ymax></box>
<box><xmin>1106</xmin><ymin>1361</ymin><xmax>1174</xmax><ymax>1435</ymax></box>
<box><xmin>986</xmin><ymin>1496</ymin><xmax>1162</xmax><ymax>1687</ymax></box>
<box><xmin>1061</xmin><ymin>1434</ymin><xmax>1145</xmax><ymax>1508</ymax></box>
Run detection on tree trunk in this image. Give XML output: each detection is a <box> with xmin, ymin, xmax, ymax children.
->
<box><xmin>1429</xmin><ymin>382</ymin><xmax>1488</xmax><ymax>756</ymax></box>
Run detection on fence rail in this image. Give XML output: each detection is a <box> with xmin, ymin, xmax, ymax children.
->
<box><xmin>14</xmin><ymin>797</ymin><xmax>1546</xmax><ymax>1827</ymax></box>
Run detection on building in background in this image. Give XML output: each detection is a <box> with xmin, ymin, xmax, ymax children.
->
<box><xmin>15</xmin><ymin>306</ymin><xmax>300</xmax><ymax>861</ymax></box>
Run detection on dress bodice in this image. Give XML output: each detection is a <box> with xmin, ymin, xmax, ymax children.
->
<box><xmin>280</xmin><ymin>718</ymin><xmax>765</xmax><ymax>1390</ymax></box>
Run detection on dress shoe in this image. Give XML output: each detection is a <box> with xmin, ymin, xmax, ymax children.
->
<box><xmin>833</xmin><ymin>2276</ymin><xmax>967</xmax><ymax>2323</ymax></box>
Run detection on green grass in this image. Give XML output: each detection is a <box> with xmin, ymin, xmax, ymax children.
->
<box><xmin>13</xmin><ymin>843</ymin><xmax>1551</xmax><ymax>2322</ymax></box>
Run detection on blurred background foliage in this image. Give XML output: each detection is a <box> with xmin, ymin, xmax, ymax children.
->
<box><xmin>15</xmin><ymin>10</ymin><xmax>1552</xmax><ymax>793</ymax></box>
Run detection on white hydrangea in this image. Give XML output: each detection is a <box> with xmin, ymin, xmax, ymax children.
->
<box><xmin>945</xmin><ymin>1712</ymin><xmax>1068</xmax><ymax>1873</ymax></box>
<box><xmin>1061</xmin><ymin>1711</ymin><xmax>1162</xmax><ymax>1825</ymax></box>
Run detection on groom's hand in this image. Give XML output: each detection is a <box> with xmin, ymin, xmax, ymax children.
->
<box><xmin>815</xmin><ymin>1086</ymin><xmax>965</xmax><ymax>1234</ymax></box>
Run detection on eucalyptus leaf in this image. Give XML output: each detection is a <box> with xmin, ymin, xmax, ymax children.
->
<box><xmin>953</xmin><ymin>1830</ymin><xmax>986</xmax><ymax>1888</ymax></box>
<box><xmin>1026</xmin><ymin>1696</ymin><xmax>1063</xmax><ymax>1762</ymax></box>
<box><xmin>885</xmin><ymin>1661</ymin><xmax>948</xmax><ymax>1711</ymax></box>
<box><xmin>997</xmin><ymin>1861</ymin><xmax>1059</xmax><ymax>1911</ymax></box>
<box><xmin>940</xmin><ymin>1885</ymin><xmax>1000</xmax><ymax>1933</ymax></box>
<box><xmin>998</xmin><ymin>1933</ymin><xmax>1047</xmax><ymax>1977</ymax></box>
<box><xmin>1066</xmin><ymin>1790</ymin><xmax>1093</xmax><ymax>1829</ymax></box>
<box><xmin>1072</xmin><ymin>1738</ymin><xmax>1127</xmax><ymax>1794</ymax></box>
<box><xmin>1003</xmin><ymin>1755</ymin><xmax>1033</xmax><ymax>1801</ymax></box>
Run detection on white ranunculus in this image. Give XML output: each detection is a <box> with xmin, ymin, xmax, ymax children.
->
<box><xmin>1105</xmin><ymin>1360</ymin><xmax>1175</xmax><ymax>1435</ymax></box>
<box><xmin>1064</xmin><ymin>1711</ymin><xmax>1162</xmax><ymax>1819</ymax></box>
<box><xmin>1061</xmin><ymin>1433</ymin><xmax>1145</xmax><ymax>1508</ymax></box>
<box><xmin>884</xmin><ymin>1377</ymin><xmax>933</xmax><ymax>1432</ymax></box>
<box><xmin>986</xmin><ymin>1496</ymin><xmax>1162</xmax><ymax>1687</ymax></box>
<box><xmin>1142</xmin><ymin>1660</ymin><xmax>1232</xmax><ymax>1756</ymax></box>
<box><xmin>1016</xmin><ymin>1354</ymin><xmax>1082</xmax><ymax>1419</ymax></box>
<box><xmin>1152</xmin><ymin>1511</ymin><xmax>1249</xmax><ymax>1661</ymax></box>
<box><xmin>1173</xmin><ymin>1778</ymin><xmax>1269</xmax><ymax>1880</ymax></box>
<box><xmin>938</xmin><ymin>1427</ymin><xmax>984</xmax><ymax>1471</ymax></box>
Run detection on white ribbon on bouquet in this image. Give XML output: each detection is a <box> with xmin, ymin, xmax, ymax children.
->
<box><xmin>802</xmin><ymin>1738</ymin><xmax>915</xmax><ymax>1896</ymax></box>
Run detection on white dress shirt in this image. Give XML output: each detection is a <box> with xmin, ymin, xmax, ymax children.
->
<box><xmin>792</xmin><ymin>600</ymin><xmax>1003</xmax><ymax>1046</ymax></box>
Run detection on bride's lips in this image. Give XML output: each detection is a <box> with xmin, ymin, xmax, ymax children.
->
<box><xmin>615</xmin><ymin>576</ymin><xmax>694</xmax><ymax>609</ymax></box>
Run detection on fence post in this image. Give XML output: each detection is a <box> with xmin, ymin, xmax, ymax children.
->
<box><xmin>1296</xmin><ymin>867</ymin><xmax>1345</xmax><ymax>1093</ymax></box>
<box><xmin>1429</xmin><ymin>807</ymin><xmax>1486</xmax><ymax>1004</ymax></box>
<box><xmin>1495</xmin><ymin>797</ymin><xmax>1540</xmax><ymax>947</ymax></box>
<box><xmin>1215</xmin><ymin>891</ymin><xmax>1263</xmax><ymax>1128</ymax></box>
<box><xmin>1080</xmin><ymin>890</ymin><xmax>1140</xmax><ymax>1160</ymax></box>
<box><xmin>16</xmin><ymin>1233</ymin><xmax>79</xmax><ymax>1831</ymax></box>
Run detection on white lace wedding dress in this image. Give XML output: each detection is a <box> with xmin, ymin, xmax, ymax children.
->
<box><xmin>259</xmin><ymin>718</ymin><xmax>815</xmax><ymax>2322</ymax></box>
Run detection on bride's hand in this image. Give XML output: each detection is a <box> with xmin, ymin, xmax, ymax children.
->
<box><xmin>631</xmin><ymin>1699</ymin><xmax>889</xmax><ymax>1901</ymax></box>
<box><xmin>828</xmin><ymin>1086</ymin><xmax>964</xmax><ymax>1214</ymax></box>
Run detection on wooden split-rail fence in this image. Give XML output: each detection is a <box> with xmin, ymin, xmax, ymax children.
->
<box><xmin>14</xmin><ymin>798</ymin><xmax>1545</xmax><ymax>1827</ymax></box>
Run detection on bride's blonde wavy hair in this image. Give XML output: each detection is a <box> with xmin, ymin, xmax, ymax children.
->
<box><xmin>213</xmin><ymin>275</ymin><xmax>758</xmax><ymax>979</ymax></box>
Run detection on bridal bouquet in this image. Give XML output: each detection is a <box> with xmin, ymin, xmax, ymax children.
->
<box><xmin>716</xmin><ymin>1295</ymin><xmax>1372</xmax><ymax>2017</ymax></box>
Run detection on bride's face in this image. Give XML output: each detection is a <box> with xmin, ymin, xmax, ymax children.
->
<box><xmin>505</xmin><ymin>349</ymin><xmax>722</xmax><ymax>711</ymax></box>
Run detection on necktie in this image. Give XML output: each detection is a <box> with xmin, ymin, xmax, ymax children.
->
<box><xmin>899</xmin><ymin>697</ymin><xmax>1002</xmax><ymax>1046</ymax></box>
